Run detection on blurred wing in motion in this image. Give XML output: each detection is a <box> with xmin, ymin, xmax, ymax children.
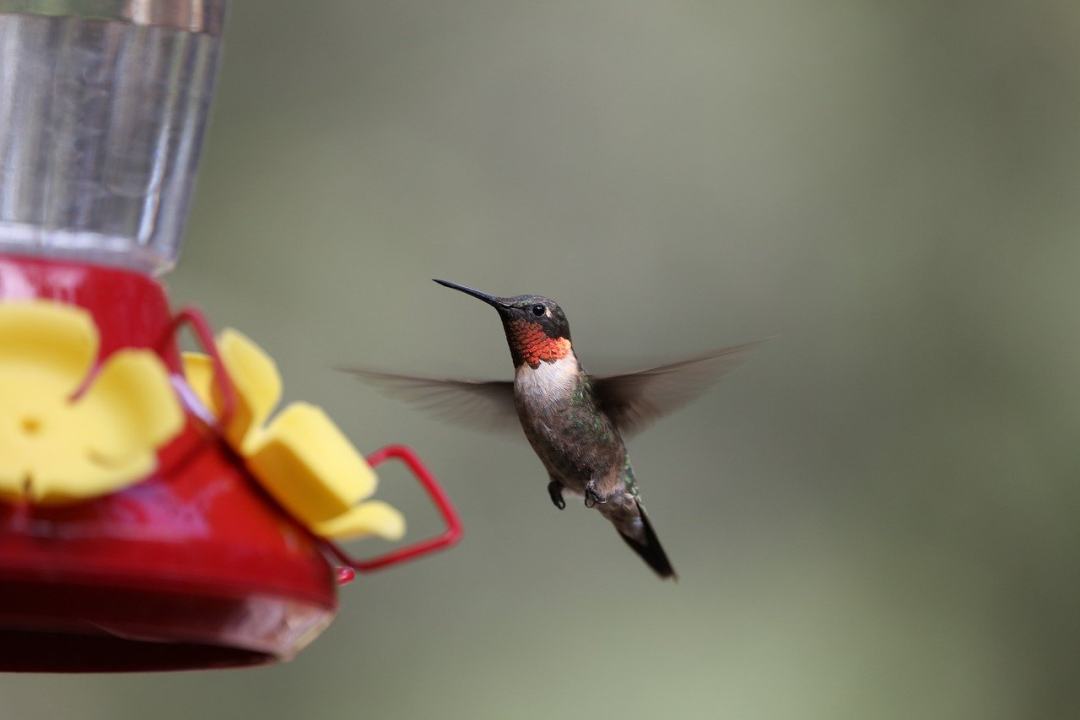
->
<box><xmin>591</xmin><ymin>341</ymin><xmax>763</xmax><ymax>436</ymax></box>
<box><xmin>340</xmin><ymin>368</ymin><xmax>519</xmax><ymax>434</ymax></box>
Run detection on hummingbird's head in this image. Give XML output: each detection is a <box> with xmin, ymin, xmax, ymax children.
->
<box><xmin>434</xmin><ymin>279</ymin><xmax>572</xmax><ymax>368</ymax></box>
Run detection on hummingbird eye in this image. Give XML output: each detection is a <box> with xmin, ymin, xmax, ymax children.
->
<box><xmin>531</xmin><ymin>304</ymin><xmax>546</xmax><ymax>317</ymax></box>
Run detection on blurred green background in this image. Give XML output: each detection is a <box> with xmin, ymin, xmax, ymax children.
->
<box><xmin>5</xmin><ymin>0</ymin><xmax>1080</xmax><ymax>717</ymax></box>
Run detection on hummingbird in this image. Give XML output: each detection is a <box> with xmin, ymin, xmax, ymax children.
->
<box><xmin>344</xmin><ymin>279</ymin><xmax>758</xmax><ymax>580</ymax></box>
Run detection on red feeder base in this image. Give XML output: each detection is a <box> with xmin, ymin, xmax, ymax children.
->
<box><xmin>0</xmin><ymin>583</ymin><xmax>324</xmax><ymax>671</ymax></box>
<box><xmin>0</xmin><ymin>255</ymin><xmax>466</xmax><ymax>671</ymax></box>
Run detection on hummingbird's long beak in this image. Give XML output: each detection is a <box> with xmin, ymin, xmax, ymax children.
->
<box><xmin>433</xmin><ymin>279</ymin><xmax>509</xmax><ymax>309</ymax></box>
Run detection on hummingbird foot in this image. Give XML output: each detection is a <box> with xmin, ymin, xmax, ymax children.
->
<box><xmin>547</xmin><ymin>480</ymin><xmax>566</xmax><ymax>510</ymax></box>
<box><xmin>584</xmin><ymin>481</ymin><xmax>607</xmax><ymax>508</ymax></box>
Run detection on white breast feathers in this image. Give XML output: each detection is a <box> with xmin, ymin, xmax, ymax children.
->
<box><xmin>514</xmin><ymin>355</ymin><xmax>579</xmax><ymax>407</ymax></box>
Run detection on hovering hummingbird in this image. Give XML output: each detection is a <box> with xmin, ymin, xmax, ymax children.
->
<box><xmin>344</xmin><ymin>279</ymin><xmax>758</xmax><ymax>580</ymax></box>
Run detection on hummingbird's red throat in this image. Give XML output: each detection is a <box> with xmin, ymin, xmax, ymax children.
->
<box><xmin>508</xmin><ymin>319</ymin><xmax>571</xmax><ymax>368</ymax></box>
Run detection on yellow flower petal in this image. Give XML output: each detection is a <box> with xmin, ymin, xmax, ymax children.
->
<box><xmin>32</xmin><ymin>349</ymin><xmax>183</xmax><ymax>504</ymax></box>
<box><xmin>314</xmin><ymin>500</ymin><xmax>406</xmax><ymax>541</ymax></box>
<box><xmin>0</xmin><ymin>302</ymin><xmax>97</xmax><ymax>397</ymax></box>
<box><xmin>181</xmin><ymin>351</ymin><xmax>215</xmax><ymax>412</ymax></box>
<box><xmin>0</xmin><ymin>340</ymin><xmax>183</xmax><ymax>505</ymax></box>
<box><xmin>76</xmin><ymin>349</ymin><xmax>185</xmax><ymax>460</ymax></box>
<box><xmin>182</xmin><ymin>329</ymin><xmax>407</xmax><ymax>543</ymax></box>
<box><xmin>183</xmin><ymin>330</ymin><xmax>283</xmax><ymax>451</ymax></box>
<box><xmin>246</xmin><ymin>402</ymin><xmax>376</xmax><ymax>525</ymax></box>
<box><xmin>218</xmin><ymin>329</ymin><xmax>282</xmax><ymax>451</ymax></box>
<box><xmin>28</xmin><ymin>445</ymin><xmax>159</xmax><ymax>505</ymax></box>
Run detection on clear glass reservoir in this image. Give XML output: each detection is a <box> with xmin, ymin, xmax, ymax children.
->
<box><xmin>0</xmin><ymin>1</ymin><xmax>226</xmax><ymax>274</ymax></box>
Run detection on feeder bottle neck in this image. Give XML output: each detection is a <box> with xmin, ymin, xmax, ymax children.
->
<box><xmin>0</xmin><ymin>0</ymin><xmax>227</xmax><ymax>275</ymax></box>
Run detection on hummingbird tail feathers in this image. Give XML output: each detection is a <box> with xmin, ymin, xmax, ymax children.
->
<box><xmin>618</xmin><ymin>500</ymin><xmax>678</xmax><ymax>581</ymax></box>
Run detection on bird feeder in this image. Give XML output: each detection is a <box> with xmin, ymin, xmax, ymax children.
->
<box><xmin>0</xmin><ymin>0</ymin><xmax>461</xmax><ymax>671</ymax></box>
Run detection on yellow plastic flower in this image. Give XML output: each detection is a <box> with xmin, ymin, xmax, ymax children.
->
<box><xmin>183</xmin><ymin>329</ymin><xmax>405</xmax><ymax>542</ymax></box>
<box><xmin>0</xmin><ymin>302</ymin><xmax>184</xmax><ymax>505</ymax></box>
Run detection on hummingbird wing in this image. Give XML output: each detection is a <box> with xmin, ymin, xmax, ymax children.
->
<box><xmin>339</xmin><ymin>368</ymin><xmax>519</xmax><ymax>434</ymax></box>
<box><xmin>591</xmin><ymin>341</ymin><xmax>762</xmax><ymax>436</ymax></box>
